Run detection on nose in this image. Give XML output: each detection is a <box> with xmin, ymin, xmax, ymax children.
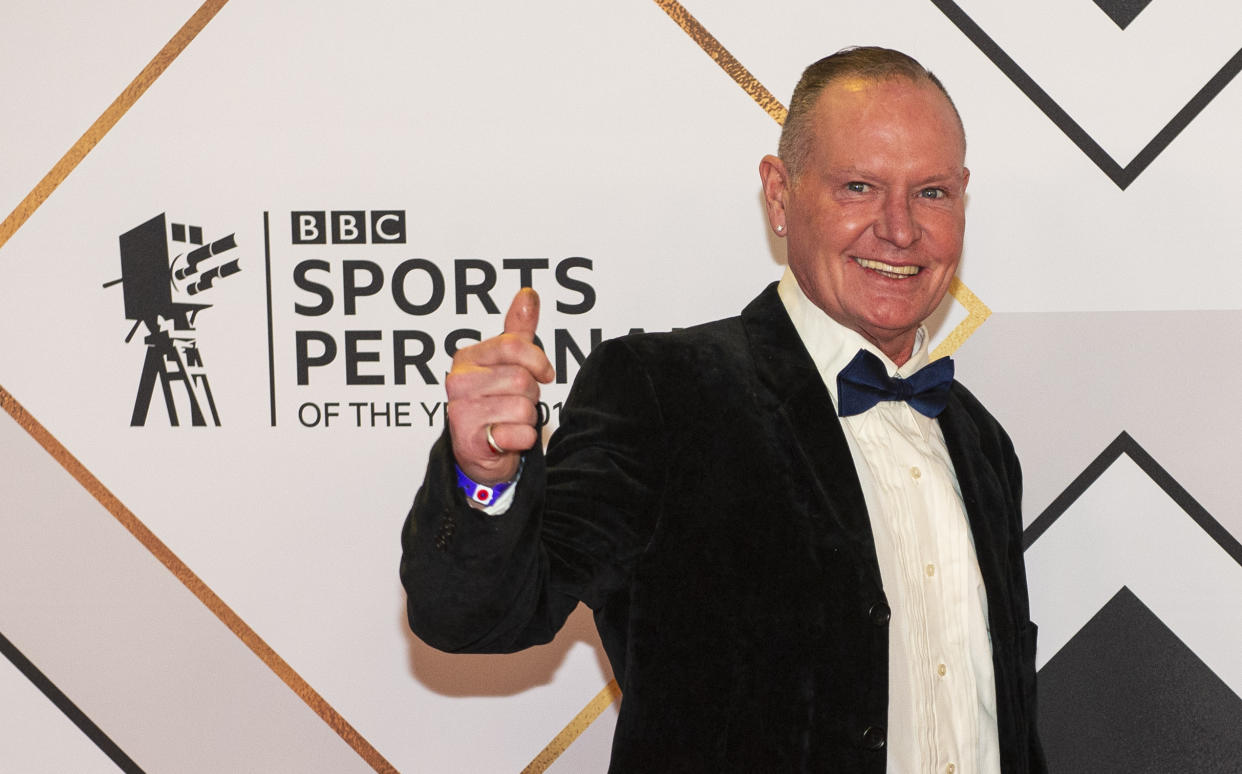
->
<box><xmin>874</xmin><ymin>192</ymin><xmax>918</xmax><ymax>248</ymax></box>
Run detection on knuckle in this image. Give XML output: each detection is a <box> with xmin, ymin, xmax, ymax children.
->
<box><xmin>495</xmin><ymin>336</ymin><xmax>520</xmax><ymax>360</ymax></box>
<box><xmin>444</xmin><ymin>370</ymin><xmax>470</xmax><ymax>399</ymax></box>
<box><xmin>450</xmin><ymin>340</ymin><xmax>482</xmax><ymax>367</ymax></box>
<box><xmin>444</xmin><ymin>399</ymin><xmax>466</xmax><ymax>425</ymax></box>
<box><xmin>504</xmin><ymin>367</ymin><xmax>534</xmax><ymax>394</ymax></box>
<box><xmin>499</xmin><ymin>334</ymin><xmax>534</xmax><ymax>361</ymax></box>
<box><xmin>445</xmin><ymin>398</ymin><xmax>481</xmax><ymax>428</ymax></box>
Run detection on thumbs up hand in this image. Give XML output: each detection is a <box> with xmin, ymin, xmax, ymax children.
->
<box><xmin>445</xmin><ymin>288</ymin><xmax>556</xmax><ymax>485</ymax></box>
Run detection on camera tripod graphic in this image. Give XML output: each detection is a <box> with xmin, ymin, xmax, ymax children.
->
<box><xmin>103</xmin><ymin>213</ymin><xmax>241</xmax><ymax>426</ymax></box>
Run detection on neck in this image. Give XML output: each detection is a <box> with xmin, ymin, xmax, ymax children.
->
<box><xmin>862</xmin><ymin>330</ymin><xmax>916</xmax><ymax>367</ymax></box>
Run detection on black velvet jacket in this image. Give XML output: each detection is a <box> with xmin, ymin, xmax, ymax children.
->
<box><xmin>402</xmin><ymin>284</ymin><xmax>1046</xmax><ymax>773</ymax></box>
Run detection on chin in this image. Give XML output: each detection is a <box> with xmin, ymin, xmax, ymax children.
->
<box><xmin>859</xmin><ymin>308</ymin><xmax>926</xmax><ymax>335</ymax></box>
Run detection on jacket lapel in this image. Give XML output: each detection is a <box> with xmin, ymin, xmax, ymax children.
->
<box><xmin>739</xmin><ymin>285</ymin><xmax>880</xmax><ymax>575</ymax></box>
<box><xmin>938</xmin><ymin>393</ymin><xmax>1016</xmax><ymax>632</ymax></box>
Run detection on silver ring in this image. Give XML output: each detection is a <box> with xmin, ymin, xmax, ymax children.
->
<box><xmin>485</xmin><ymin>424</ymin><xmax>507</xmax><ymax>455</ymax></box>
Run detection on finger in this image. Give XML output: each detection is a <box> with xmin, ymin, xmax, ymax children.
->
<box><xmin>458</xmin><ymin>287</ymin><xmax>550</xmax><ymax>383</ymax></box>
<box><xmin>446</xmin><ymin>364</ymin><xmax>542</xmax><ymax>404</ymax></box>
<box><xmin>504</xmin><ymin>287</ymin><xmax>541</xmax><ymax>342</ymax></box>
<box><xmin>446</xmin><ymin>394</ymin><xmax>541</xmax><ymax>439</ymax></box>
<box><xmin>447</xmin><ymin>396</ymin><xmax>539</xmax><ymax>484</ymax></box>
<box><xmin>453</xmin><ymin>335</ymin><xmax>554</xmax><ymax>385</ymax></box>
<box><xmin>483</xmin><ymin>420</ymin><xmax>540</xmax><ymax>456</ymax></box>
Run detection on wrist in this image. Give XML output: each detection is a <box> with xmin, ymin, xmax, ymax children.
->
<box><xmin>454</xmin><ymin>459</ymin><xmax>521</xmax><ymax>507</ymax></box>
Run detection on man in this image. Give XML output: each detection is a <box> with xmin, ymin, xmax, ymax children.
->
<box><xmin>402</xmin><ymin>46</ymin><xmax>1045</xmax><ymax>773</ymax></box>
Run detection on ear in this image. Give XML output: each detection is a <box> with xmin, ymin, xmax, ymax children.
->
<box><xmin>758</xmin><ymin>154</ymin><xmax>791</xmax><ymax>235</ymax></box>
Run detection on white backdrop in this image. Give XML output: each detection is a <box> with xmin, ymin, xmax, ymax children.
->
<box><xmin>2</xmin><ymin>1</ymin><xmax>1240</xmax><ymax>772</ymax></box>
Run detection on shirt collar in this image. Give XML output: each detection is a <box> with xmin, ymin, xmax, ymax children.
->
<box><xmin>777</xmin><ymin>268</ymin><xmax>934</xmax><ymax>429</ymax></box>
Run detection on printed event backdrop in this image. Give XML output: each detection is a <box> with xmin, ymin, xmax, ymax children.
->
<box><xmin>2</xmin><ymin>1</ymin><xmax>1240</xmax><ymax>772</ymax></box>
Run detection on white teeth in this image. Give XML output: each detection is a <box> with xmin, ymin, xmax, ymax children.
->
<box><xmin>854</xmin><ymin>257</ymin><xmax>919</xmax><ymax>278</ymax></box>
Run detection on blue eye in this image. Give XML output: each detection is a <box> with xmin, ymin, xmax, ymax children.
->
<box><xmin>919</xmin><ymin>187</ymin><xmax>946</xmax><ymax>199</ymax></box>
<box><xmin>846</xmin><ymin>181</ymin><xmax>869</xmax><ymax>193</ymax></box>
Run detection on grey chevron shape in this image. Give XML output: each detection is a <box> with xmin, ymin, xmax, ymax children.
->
<box><xmin>932</xmin><ymin>0</ymin><xmax>1242</xmax><ymax>189</ymax></box>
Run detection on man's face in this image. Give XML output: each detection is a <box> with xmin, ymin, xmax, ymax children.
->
<box><xmin>764</xmin><ymin>77</ymin><xmax>969</xmax><ymax>363</ymax></box>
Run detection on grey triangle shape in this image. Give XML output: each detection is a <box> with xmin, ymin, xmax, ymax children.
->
<box><xmin>1038</xmin><ymin>586</ymin><xmax>1242</xmax><ymax>773</ymax></box>
<box><xmin>1093</xmin><ymin>0</ymin><xmax>1155</xmax><ymax>30</ymax></box>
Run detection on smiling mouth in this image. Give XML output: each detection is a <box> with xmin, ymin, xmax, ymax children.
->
<box><xmin>854</xmin><ymin>257</ymin><xmax>920</xmax><ymax>279</ymax></box>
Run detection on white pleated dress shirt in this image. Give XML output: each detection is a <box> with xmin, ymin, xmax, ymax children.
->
<box><xmin>779</xmin><ymin>270</ymin><xmax>1001</xmax><ymax>774</ymax></box>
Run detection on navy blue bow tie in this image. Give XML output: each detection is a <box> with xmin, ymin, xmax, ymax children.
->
<box><xmin>836</xmin><ymin>349</ymin><xmax>954</xmax><ymax>418</ymax></box>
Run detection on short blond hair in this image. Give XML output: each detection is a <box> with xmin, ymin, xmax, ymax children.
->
<box><xmin>778</xmin><ymin>46</ymin><xmax>965</xmax><ymax>179</ymax></box>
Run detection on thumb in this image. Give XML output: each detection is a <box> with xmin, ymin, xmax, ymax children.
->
<box><xmin>504</xmin><ymin>287</ymin><xmax>540</xmax><ymax>343</ymax></box>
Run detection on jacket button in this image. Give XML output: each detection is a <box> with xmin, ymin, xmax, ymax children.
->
<box><xmin>869</xmin><ymin>601</ymin><xmax>891</xmax><ymax>627</ymax></box>
<box><xmin>862</xmin><ymin>725</ymin><xmax>887</xmax><ymax>750</ymax></box>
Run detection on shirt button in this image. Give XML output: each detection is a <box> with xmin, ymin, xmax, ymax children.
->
<box><xmin>938</xmin><ymin>663</ymin><xmax>947</xmax><ymax>677</ymax></box>
<box><xmin>946</xmin><ymin>764</ymin><xmax>956</xmax><ymax>774</ymax></box>
<box><xmin>910</xmin><ymin>466</ymin><xmax>922</xmax><ymax>480</ymax></box>
<box><xmin>925</xmin><ymin>563</ymin><xmax>936</xmax><ymax>577</ymax></box>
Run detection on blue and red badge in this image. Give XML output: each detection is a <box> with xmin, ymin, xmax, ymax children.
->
<box><xmin>455</xmin><ymin>465</ymin><xmax>514</xmax><ymax>507</ymax></box>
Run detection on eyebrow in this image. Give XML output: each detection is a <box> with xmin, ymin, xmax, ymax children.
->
<box><xmin>827</xmin><ymin>166</ymin><xmax>965</xmax><ymax>187</ymax></box>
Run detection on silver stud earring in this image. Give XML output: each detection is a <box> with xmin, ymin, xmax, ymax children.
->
<box><xmin>775</xmin><ymin>224</ymin><xmax>785</xmax><ymax>233</ymax></box>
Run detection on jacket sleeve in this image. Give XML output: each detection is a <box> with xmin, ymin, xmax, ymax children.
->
<box><xmin>399</xmin><ymin>337</ymin><xmax>667</xmax><ymax>653</ymax></box>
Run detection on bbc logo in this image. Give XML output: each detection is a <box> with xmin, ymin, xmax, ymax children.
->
<box><xmin>291</xmin><ymin>210</ymin><xmax>406</xmax><ymax>245</ymax></box>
